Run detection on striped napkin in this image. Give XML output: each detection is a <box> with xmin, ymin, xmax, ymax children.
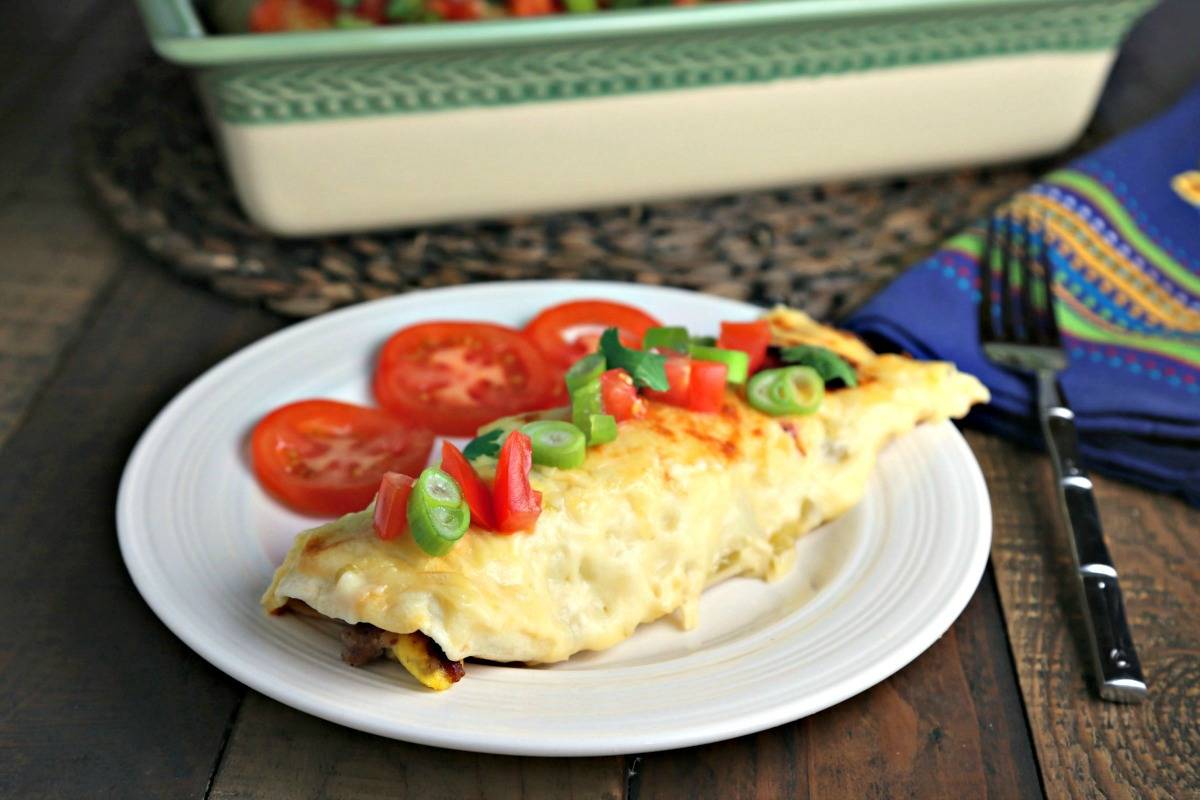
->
<box><xmin>845</xmin><ymin>82</ymin><xmax>1200</xmax><ymax>505</ymax></box>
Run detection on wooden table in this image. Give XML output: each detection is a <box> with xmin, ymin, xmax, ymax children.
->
<box><xmin>2</xmin><ymin>2</ymin><xmax>1198</xmax><ymax>798</ymax></box>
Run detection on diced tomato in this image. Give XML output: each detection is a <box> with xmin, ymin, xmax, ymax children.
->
<box><xmin>428</xmin><ymin>0</ymin><xmax>485</xmax><ymax>19</ymax></box>
<box><xmin>249</xmin><ymin>0</ymin><xmax>335</xmax><ymax>31</ymax></box>
<box><xmin>373</xmin><ymin>321</ymin><xmax>557</xmax><ymax>437</ymax></box>
<box><xmin>687</xmin><ymin>360</ymin><xmax>728</xmax><ymax>413</ymax></box>
<box><xmin>251</xmin><ymin>400</ymin><xmax>434</xmax><ymax>517</ymax></box>
<box><xmin>644</xmin><ymin>356</ymin><xmax>691</xmax><ymax>407</ymax></box>
<box><xmin>718</xmin><ymin>320</ymin><xmax>772</xmax><ymax>374</ymax></box>
<box><xmin>373</xmin><ymin>472</ymin><xmax>415</xmax><ymax>540</ymax></box>
<box><xmin>508</xmin><ymin>0</ymin><xmax>555</xmax><ymax>15</ymax></box>
<box><xmin>600</xmin><ymin>368</ymin><xmax>646</xmax><ymax>422</ymax></box>
<box><xmin>493</xmin><ymin>431</ymin><xmax>542</xmax><ymax>533</ymax></box>
<box><xmin>440</xmin><ymin>441</ymin><xmax>496</xmax><ymax>530</ymax></box>
<box><xmin>522</xmin><ymin>300</ymin><xmax>662</xmax><ymax>371</ymax></box>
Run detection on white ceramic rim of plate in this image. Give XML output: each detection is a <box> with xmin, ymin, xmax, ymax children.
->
<box><xmin>117</xmin><ymin>280</ymin><xmax>991</xmax><ymax>756</ymax></box>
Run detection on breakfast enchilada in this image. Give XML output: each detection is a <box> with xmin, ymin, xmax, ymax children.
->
<box><xmin>259</xmin><ymin>305</ymin><xmax>988</xmax><ymax>690</ymax></box>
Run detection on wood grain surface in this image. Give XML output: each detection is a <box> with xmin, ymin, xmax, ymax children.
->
<box><xmin>0</xmin><ymin>259</ymin><xmax>278</xmax><ymax>797</ymax></box>
<box><xmin>209</xmin><ymin>694</ymin><xmax>624</xmax><ymax>800</ymax></box>
<box><xmin>972</xmin><ymin>432</ymin><xmax>1200</xmax><ymax>800</ymax></box>
<box><xmin>632</xmin><ymin>568</ymin><xmax>1041</xmax><ymax>800</ymax></box>
<box><xmin>0</xmin><ymin>0</ymin><xmax>147</xmax><ymax>447</ymax></box>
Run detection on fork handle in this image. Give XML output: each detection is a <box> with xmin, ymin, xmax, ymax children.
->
<box><xmin>1037</xmin><ymin>371</ymin><xmax>1147</xmax><ymax>703</ymax></box>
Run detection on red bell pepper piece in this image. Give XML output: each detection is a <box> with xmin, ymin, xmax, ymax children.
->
<box><xmin>494</xmin><ymin>431</ymin><xmax>542</xmax><ymax>533</ymax></box>
<box><xmin>687</xmin><ymin>360</ymin><xmax>728</xmax><ymax>413</ymax></box>
<box><xmin>600</xmin><ymin>368</ymin><xmax>646</xmax><ymax>422</ymax></box>
<box><xmin>440</xmin><ymin>441</ymin><xmax>496</xmax><ymax>531</ymax></box>
<box><xmin>718</xmin><ymin>320</ymin><xmax>771</xmax><ymax>374</ymax></box>
<box><xmin>644</xmin><ymin>355</ymin><xmax>691</xmax><ymax>407</ymax></box>
<box><xmin>373</xmin><ymin>472</ymin><xmax>415</xmax><ymax>540</ymax></box>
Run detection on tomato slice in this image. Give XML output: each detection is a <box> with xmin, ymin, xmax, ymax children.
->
<box><xmin>687</xmin><ymin>360</ymin><xmax>728</xmax><ymax>413</ymax></box>
<box><xmin>374</xmin><ymin>322</ymin><xmax>557</xmax><ymax>437</ymax></box>
<box><xmin>493</xmin><ymin>431</ymin><xmax>542</xmax><ymax>533</ymax></box>
<box><xmin>251</xmin><ymin>400</ymin><xmax>434</xmax><ymax>517</ymax></box>
<box><xmin>644</xmin><ymin>355</ymin><xmax>691</xmax><ymax>407</ymax></box>
<box><xmin>373</xmin><ymin>472</ymin><xmax>415</xmax><ymax>540</ymax></box>
<box><xmin>599</xmin><ymin>368</ymin><xmax>646</xmax><ymax>422</ymax></box>
<box><xmin>718</xmin><ymin>320</ymin><xmax>772</xmax><ymax>374</ymax></box>
<box><xmin>523</xmin><ymin>300</ymin><xmax>662</xmax><ymax>371</ymax></box>
<box><xmin>440</xmin><ymin>441</ymin><xmax>496</xmax><ymax>531</ymax></box>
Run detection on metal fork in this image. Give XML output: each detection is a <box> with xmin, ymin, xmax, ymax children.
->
<box><xmin>979</xmin><ymin>208</ymin><xmax>1147</xmax><ymax>703</ymax></box>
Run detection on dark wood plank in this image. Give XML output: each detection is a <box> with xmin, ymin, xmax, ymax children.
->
<box><xmin>0</xmin><ymin>0</ymin><xmax>148</xmax><ymax>204</ymax></box>
<box><xmin>208</xmin><ymin>693</ymin><xmax>624</xmax><ymax>800</ymax></box>
<box><xmin>635</xmin><ymin>568</ymin><xmax>1042</xmax><ymax>799</ymax></box>
<box><xmin>0</xmin><ymin>0</ymin><xmax>150</xmax><ymax>453</ymax></box>
<box><xmin>971</xmin><ymin>432</ymin><xmax>1200</xmax><ymax>800</ymax></box>
<box><xmin>0</xmin><ymin>199</ymin><xmax>124</xmax><ymax>445</ymax></box>
<box><xmin>0</xmin><ymin>0</ymin><xmax>108</xmax><ymax>115</ymax></box>
<box><xmin>0</xmin><ymin>255</ymin><xmax>282</xmax><ymax>797</ymax></box>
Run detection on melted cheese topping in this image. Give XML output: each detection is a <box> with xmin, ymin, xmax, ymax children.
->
<box><xmin>263</xmin><ymin>308</ymin><xmax>988</xmax><ymax>664</ymax></box>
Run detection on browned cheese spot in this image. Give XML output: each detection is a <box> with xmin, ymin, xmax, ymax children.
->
<box><xmin>303</xmin><ymin>534</ymin><xmax>345</xmax><ymax>556</ymax></box>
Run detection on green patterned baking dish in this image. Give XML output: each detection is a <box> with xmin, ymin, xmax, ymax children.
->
<box><xmin>136</xmin><ymin>0</ymin><xmax>1153</xmax><ymax>235</ymax></box>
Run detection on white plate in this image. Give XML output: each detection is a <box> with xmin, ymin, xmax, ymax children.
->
<box><xmin>117</xmin><ymin>280</ymin><xmax>991</xmax><ymax>757</ymax></box>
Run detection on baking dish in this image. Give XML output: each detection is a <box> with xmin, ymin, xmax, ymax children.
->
<box><xmin>135</xmin><ymin>0</ymin><xmax>1153</xmax><ymax>235</ymax></box>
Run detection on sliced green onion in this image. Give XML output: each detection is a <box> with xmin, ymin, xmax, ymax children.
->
<box><xmin>690</xmin><ymin>335</ymin><xmax>717</xmax><ymax>348</ymax></box>
<box><xmin>579</xmin><ymin>413</ymin><xmax>617</xmax><ymax>445</ymax></box>
<box><xmin>473</xmin><ymin>411</ymin><xmax>540</xmax><ymax>450</ymax></box>
<box><xmin>568</xmin><ymin>378</ymin><xmax>617</xmax><ymax>446</ymax></box>
<box><xmin>407</xmin><ymin>468</ymin><xmax>469</xmax><ymax>556</ymax></box>
<box><xmin>415</xmin><ymin>467</ymin><xmax>463</xmax><ymax>508</ymax></box>
<box><xmin>778</xmin><ymin>345</ymin><xmax>858</xmax><ymax>387</ymax></box>
<box><xmin>520</xmin><ymin>420</ymin><xmax>586</xmax><ymax>469</ymax></box>
<box><xmin>408</xmin><ymin>497</ymin><xmax>468</xmax><ymax>556</ymax></box>
<box><xmin>689</xmin><ymin>344</ymin><xmax>750</xmax><ymax>384</ymax></box>
<box><xmin>570</xmin><ymin>379</ymin><xmax>604</xmax><ymax>440</ymax></box>
<box><xmin>746</xmin><ymin>366</ymin><xmax>824</xmax><ymax>416</ymax></box>
<box><xmin>642</xmin><ymin>326</ymin><xmax>691</xmax><ymax>353</ymax></box>
<box><xmin>565</xmin><ymin>352</ymin><xmax>607</xmax><ymax>393</ymax></box>
<box><xmin>599</xmin><ymin>328</ymin><xmax>668</xmax><ymax>391</ymax></box>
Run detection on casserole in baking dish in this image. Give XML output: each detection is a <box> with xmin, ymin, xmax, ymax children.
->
<box><xmin>136</xmin><ymin>0</ymin><xmax>1152</xmax><ymax>235</ymax></box>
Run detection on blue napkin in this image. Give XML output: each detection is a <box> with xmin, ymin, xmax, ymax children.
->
<box><xmin>845</xmin><ymin>82</ymin><xmax>1200</xmax><ymax>506</ymax></box>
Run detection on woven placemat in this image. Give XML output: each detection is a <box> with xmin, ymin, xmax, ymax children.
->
<box><xmin>80</xmin><ymin>61</ymin><xmax>1043</xmax><ymax>319</ymax></box>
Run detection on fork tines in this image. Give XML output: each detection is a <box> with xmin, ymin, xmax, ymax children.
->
<box><xmin>979</xmin><ymin>204</ymin><xmax>1062</xmax><ymax>349</ymax></box>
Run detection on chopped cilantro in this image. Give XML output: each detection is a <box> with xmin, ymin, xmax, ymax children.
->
<box><xmin>778</xmin><ymin>345</ymin><xmax>858</xmax><ymax>387</ymax></box>
<box><xmin>462</xmin><ymin>428</ymin><xmax>504</xmax><ymax>461</ymax></box>
<box><xmin>599</xmin><ymin>328</ymin><xmax>669</xmax><ymax>391</ymax></box>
